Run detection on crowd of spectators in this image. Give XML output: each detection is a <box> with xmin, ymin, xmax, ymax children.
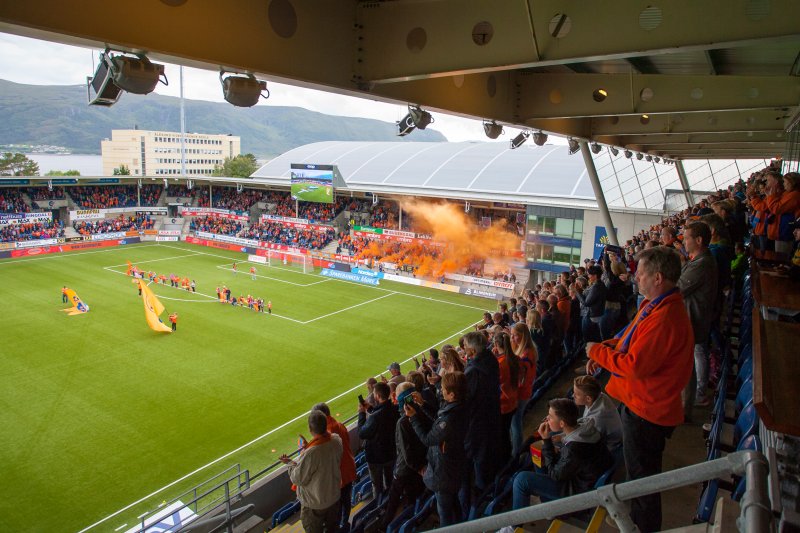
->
<box><xmin>190</xmin><ymin>215</ymin><xmax>335</xmax><ymax>250</ymax></box>
<box><xmin>316</xmin><ymin>164</ymin><xmax>800</xmax><ymax>532</ymax></box>
<box><xmin>0</xmin><ymin>220</ymin><xmax>64</xmax><ymax>242</ymax></box>
<box><xmin>166</xmin><ymin>184</ymin><xmax>194</xmax><ymax>198</ymax></box>
<box><xmin>0</xmin><ymin>189</ymin><xmax>30</xmax><ymax>213</ymax></box>
<box><xmin>190</xmin><ymin>215</ymin><xmax>245</xmax><ymax>236</ymax></box>
<box><xmin>27</xmin><ymin>186</ymin><xmax>66</xmax><ymax>201</ymax></box>
<box><xmin>196</xmin><ymin>188</ymin><xmax>265</xmax><ymax>212</ymax></box>
<box><xmin>73</xmin><ymin>214</ymin><xmax>155</xmax><ymax>235</ymax></box>
<box><xmin>69</xmin><ymin>185</ymin><xmax>162</xmax><ymax>208</ymax></box>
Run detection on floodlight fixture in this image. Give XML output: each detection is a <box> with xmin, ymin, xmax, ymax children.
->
<box><xmin>532</xmin><ymin>131</ymin><xmax>548</xmax><ymax>146</ymax></box>
<box><xmin>87</xmin><ymin>50</ymin><xmax>167</xmax><ymax>106</ymax></box>
<box><xmin>510</xmin><ymin>131</ymin><xmax>530</xmax><ymax>149</ymax></box>
<box><xmin>397</xmin><ymin>104</ymin><xmax>434</xmax><ymax>136</ymax></box>
<box><xmin>645</xmin><ymin>155</ymin><xmax>653</xmax><ymax>162</ymax></box>
<box><xmin>636</xmin><ymin>152</ymin><xmax>644</xmax><ymax>161</ymax></box>
<box><xmin>624</xmin><ymin>150</ymin><xmax>633</xmax><ymax>159</ymax></box>
<box><xmin>483</xmin><ymin>120</ymin><xmax>504</xmax><ymax>139</ymax></box>
<box><xmin>568</xmin><ymin>138</ymin><xmax>580</xmax><ymax>155</ymax></box>
<box><xmin>610</xmin><ymin>147</ymin><xmax>619</xmax><ymax>156</ymax></box>
<box><xmin>590</xmin><ymin>142</ymin><xmax>602</xmax><ymax>154</ymax></box>
<box><xmin>220</xmin><ymin>70</ymin><xmax>269</xmax><ymax>107</ymax></box>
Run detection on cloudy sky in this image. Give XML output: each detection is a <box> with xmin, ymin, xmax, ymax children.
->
<box><xmin>0</xmin><ymin>32</ymin><xmax>534</xmax><ymax>144</ymax></box>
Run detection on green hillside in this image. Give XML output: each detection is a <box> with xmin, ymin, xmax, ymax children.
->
<box><xmin>0</xmin><ymin>79</ymin><xmax>446</xmax><ymax>158</ymax></box>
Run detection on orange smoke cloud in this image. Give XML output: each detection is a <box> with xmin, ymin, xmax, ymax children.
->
<box><xmin>359</xmin><ymin>200</ymin><xmax>521</xmax><ymax>277</ymax></box>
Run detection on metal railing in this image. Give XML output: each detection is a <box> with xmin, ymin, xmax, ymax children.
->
<box><xmin>432</xmin><ymin>450</ymin><xmax>772</xmax><ymax>533</ymax></box>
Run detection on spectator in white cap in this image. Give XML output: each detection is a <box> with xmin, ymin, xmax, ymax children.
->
<box><xmin>386</xmin><ymin>362</ymin><xmax>406</xmax><ymax>385</ymax></box>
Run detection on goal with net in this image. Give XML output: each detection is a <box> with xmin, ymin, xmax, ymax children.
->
<box><xmin>248</xmin><ymin>250</ymin><xmax>316</xmax><ymax>274</ymax></box>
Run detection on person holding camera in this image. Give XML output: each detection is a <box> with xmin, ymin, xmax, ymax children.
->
<box><xmin>406</xmin><ymin>372</ymin><xmax>468</xmax><ymax>526</ymax></box>
<box><xmin>357</xmin><ymin>382</ymin><xmax>398</xmax><ymax>502</ymax></box>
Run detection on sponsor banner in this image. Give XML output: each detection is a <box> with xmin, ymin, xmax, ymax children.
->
<box><xmin>90</xmin><ymin>232</ymin><xmax>127</xmax><ymax>241</ymax></box>
<box><xmin>196</xmin><ymin>231</ymin><xmax>258</xmax><ymax>247</ymax></box>
<box><xmin>158</xmin><ymin>230</ymin><xmax>181</xmax><ymax>236</ymax></box>
<box><xmin>155</xmin><ymin>236</ymin><xmax>179</xmax><ymax>242</ymax></box>
<box><xmin>320</xmin><ymin>268</ymin><xmax>379</xmax><ymax>286</ymax></box>
<box><xmin>0</xmin><ymin>179</ymin><xmax>30</xmax><ymax>185</ymax></box>
<box><xmin>248</xmin><ymin>254</ymin><xmax>268</xmax><ymax>265</ymax></box>
<box><xmin>257</xmin><ymin>242</ymin><xmax>309</xmax><ymax>255</ymax></box>
<box><xmin>351</xmin><ymin>267</ymin><xmax>383</xmax><ymax>279</ymax></box>
<box><xmin>42</xmin><ymin>199</ymin><xmax>68</xmax><ymax>208</ymax></box>
<box><xmin>179</xmin><ymin>207</ymin><xmax>247</xmax><ymax>220</ymax></box>
<box><xmin>382</xmin><ymin>272</ymin><xmax>418</xmax><ymax>284</ymax></box>
<box><xmin>459</xmin><ymin>286</ymin><xmax>504</xmax><ymax>300</ymax></box>
<box><xmin>142</xmin><ymin>229</ymin><xmax>158</xmax><ymax>236</ymax></box>
<box><xmin>593</xmin><ymin>226</ymin><xmax>618</xmax><ymax>259</ymax></box>
<box><xmin>85</xmin><ymin>178</ymin><xmax>119</xmax><ymax>184</ymax></box>
<box><xmin>418</xmin><ymin>279</ymin><xmax>461</xmax><ymax>293</ymax></box>
<box><xmin>8</xmin><ymin>238</ymin><xmax>134</xmax><ymax>258</ymax></box>
<box><xmin>16</xmin><ymin>238</ymin><xmax>60</xmax><ymax>248</ymax></box>
<box><xmin>135</xmin><ymin>207</ymin><xmax>168</xmax><ymax>216</ymax></box>
<box><xmin>382</xmin><ymin>229</ymin><xmax>415</xmax><ymax>239</ymax></box>
<box><xmin>71</xmin><ymin>209</ymin><xmax>104</xmax><ymax>220</ymax></box>
<box><xmin>323</xmin><ymin>261</ymin><xmax>352</xmax><ymax>273</ymax></box>
<box><xmin>333</xmin><ymin>254</ymin><xmax>356</xmax><ymax>263</ymax></box>
<box><xmin>65</xmin><ymin>236</ymin><xmax>88</xmax><ymax>242</ymax></box>
<box><xmin>445</xmin><ymin>273</ymin><xmax>515</xmax><ymax>290</ymax></box>
<box><xmin>0</xmin><ymin>242</ymin><xmax>16</xmax><ymax>251</ymax></box>
<box><xmin>259</xmin><ymin>215</ymin><xmax>333</xmax><ymax>231</ymax></box>
<box><xmin>0</xmin><ymin>212</ymin><xmax>53</xmax><ymax>225</ymax></box>
<box><xmin>185</xmin><ymin>235</ymin><xmax>245</xmax><ymax>253</ymax></box>
<box><xmin>0</xmin><ymin>250</ymin><xmax>11</xmax><ymax>258</ymax></box>
<box><xmin>352</xmin><ymin>225</ymin><xmax>383</xmax><ymax>235</ymax></box>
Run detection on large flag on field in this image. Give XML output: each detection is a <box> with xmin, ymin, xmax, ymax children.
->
<box><xmin>61</xmin><ymin>288</ymin><xmax>89</xmax><ymax>316</ymax></box>
<box><xmin>138</xmin><ymin>279</ymin><xmax>172</xmax><ymax>333</ymax></box>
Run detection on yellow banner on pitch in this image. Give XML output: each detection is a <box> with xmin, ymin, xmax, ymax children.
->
<box><xmin>139</xmin><ymin>280</ymin><xmax>172</xmax><ymax>333</ymax></box>
<box><xmin>61</xmin><ymin>288</ymin><xmax>89</xmax><ymax>316</ymax></box>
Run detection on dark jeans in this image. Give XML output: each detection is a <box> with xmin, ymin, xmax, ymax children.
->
<box><xmin>499</xmin><ymin>410</ymin><xmax>515</xmax><ymax>468</ymax></box>
<box><xmin>619</xmin><ymin>404</ymin><xmax>675</xmax><ymax>533</ymax></box>
<box><xmin>581</xmin><ymin>316</ymin><xmax>602</xmax><ymax>344</ymax></box>
<box><xmin>380</xmin><ymin>472</ymin><xmax>424</xmax><ymax>529</ymax></box>
<box><xmin>511</xmin><ymin>471</ymin><xmax>562</xmax><ymax>509</ymax></box>
<box><xmin>368</xmin><ymin>460</ymin><xmax>394</xmax><ymax>501</ymax></box>
<box><xmin>301</xmin><ymin>500</ymin><xmax>340</xmax><ymax>533</ymax></box>
<box><xmin>338</xmin><ymin>482</ymin><xmax>352</xmax><ymax>529</ymax></box>
<box><xmin>459</xmin><ymin>456</ymin><xmax>496</xmax><ymax>518</ymax></box>
<box><xmin>435</xmin><ymin>490</ymin><xmax>461</xmax><ymax>526</ymax></box>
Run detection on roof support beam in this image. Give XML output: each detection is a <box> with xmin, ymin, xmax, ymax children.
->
<box><xmin>515</xmin><ymin>74</ymin><xmax>800</xmax><ymax>120</ymax></box>
<box><xmin>675</xmin><ymin>161</ymin><xmax>695</xmax><ymax>207</ymax></box>
<box><xmin>579</xmin><ymin>141</ymin><xmax>619</xmax><ymax>246</ymax></box>
<box><xmin>356</xmin><ymin>0</ymin><xmax>800</xmax><ymax>83</ymax></box>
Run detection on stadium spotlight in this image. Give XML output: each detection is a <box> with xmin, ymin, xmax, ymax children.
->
<box><xmin>636</xmin><ymin>152</ymin><xmax>644</xmax><ymax>161</ymax></box>
<box><xmin>88</xmin><ymin>50</ymin><xmax>167</xmax><ymax>106</ymax></box>
<box><xmin>645</xmin><ymin>154</ymin><xmax>653</xmax><ymax>162</ymax></box>
<box><xmin>624</xmin><ymin>149</ymin><xmax>633</xmax><ymax>159</ymax></box>
<box><xmin>397</xmin><ymin>104</ymin><xmax>434</xmax><ymax>136</ymax></box>
<box><xmin>590</xmin><ymin>142</ymin><xmax>602</xmax><ymax>154</ymax></box>
<box><xmin>220</xmin><ymin>70</ymin><xmax>269</xmax><ymax>107</ymax></box>
<box><xmin>532</xmin><ymin>131</ymin><xmax>548</xmax><ymax>146</ymax></box>
<box><xmin>568</xmin><ymin>138</ymin><xmax>580</xmax><ymax>155</ymax></box>
<box><xmin>483</xmin><ymin>120</ymin><xmax>504</xmax><ymax>139</ymax></box>
<box><xmin>653</xmin><ymin>156</ymin><xmax>660</xmax><ymax>163</ymax></box>
<box><xmin>610</xmin><ymin>146</ymin><xmax>619</xmax><ymax>156</ymax></box>
<box><xmin>510</xmin><ymin>131</ymin><xmax>530</xmax><ymax>149</ymax></box>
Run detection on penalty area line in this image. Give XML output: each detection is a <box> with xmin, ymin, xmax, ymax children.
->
<box><xmin>79</xmin><ymin>320</ymin><xmax>477</xmax><ymax>533</ymax></box>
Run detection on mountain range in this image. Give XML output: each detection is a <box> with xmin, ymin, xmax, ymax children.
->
<box><xmin>0</xmin><ymin>79</ymin><xmax>446</xmax><ymax>158</ymax></box>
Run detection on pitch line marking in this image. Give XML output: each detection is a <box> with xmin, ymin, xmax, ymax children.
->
<box><xmin>303</xmin><ymin>293</ymin><xmax>395</xmax><ymax>324</ymax></box>
<box><xmin>0</xmin><ymin>242</ymin><xmax>162</xmax><ymax>265</ymax></box>
<box><xmin>78</xmin><ymin>321</ymin><xmax>477</xmax><ymax>533</ymax></box>
<box><xmin>156</xmin><ymin>243</ymin><xmax>486</xmax><ymax>312</ymax></box>
<box><xmin>215</xmin><ymin>263</ymin><xmax>326</xmax><ymax>288</ymax></box>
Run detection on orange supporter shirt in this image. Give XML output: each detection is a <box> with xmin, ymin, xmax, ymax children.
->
<box><xmin>750</xmin><ymin>195</ymin><xmax>780</xmax><ymax>240</ymax></box>
<box><xmin>588</xmin><ymin>291</ymin><xmax>693</xmax><ymax>427</ymax></box>
<box><xmin>327</xmin><ymin>416</ymin><xmax>357</xmax><ymax>487</ymax></box>
<box><xmin>497</xmin><ymin>354</ymin><xmax>518</xmax><ymax>414</ymax></box>
<box><xmin>557</xmin><ymin>297</ymin><xmax>571</xmax><ymax>332</ymax></box>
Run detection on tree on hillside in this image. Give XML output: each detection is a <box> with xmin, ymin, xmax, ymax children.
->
<box><xmin>0</xmin><ymin>152</ymin><xmax>40</xmax><ymax>176</ymax></box>
<box><xmin>113</xmin><ymin>164</ymin><xmax>131</xmax><ymax>175</ymax></box>
<box><xmin>212</xmin><ymin>154</ymin><xmax>258</xmax><ymax>178</ymax></box>
<box><xmin>45</xmin><ymin>170</ymin><xmax>81</xmax><ymax>176</ymax></box>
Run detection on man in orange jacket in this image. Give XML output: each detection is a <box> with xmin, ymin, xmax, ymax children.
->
<box><xmin>586</xmin><ymin>247</ymin><xmax>693</xmax><ymax>532</ymax></box>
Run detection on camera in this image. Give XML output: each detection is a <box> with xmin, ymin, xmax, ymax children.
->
<box><xmin>404</xmin><ymin>395</ymin><xmax>415</xmax><ymax>406</ymax></box>
<box><xmin>604</xmin><ymin>244</ymin><xmax>625</xmax><ymax>256</ymax></box>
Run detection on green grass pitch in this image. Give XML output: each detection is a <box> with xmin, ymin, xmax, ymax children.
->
<box><xmin>291</xmin><ymin>181</ymin><xmax>333</xmax><ymax>203</ymax></box>
<box><xmin>0</xmin><ymin>241</ymin><xmax>489</xmax><ymax>532</ymax></box>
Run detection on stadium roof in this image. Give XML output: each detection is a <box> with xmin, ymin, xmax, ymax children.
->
<box><xmin>252</xmin><ymin>141</ymin><xmax>770</xmax><ymax>211</ymax></box>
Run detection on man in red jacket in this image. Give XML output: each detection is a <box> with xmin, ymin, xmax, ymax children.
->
<box><xmin>312</xmin><ymin>402</ymin><xmax>357</xmax><ymax>532</ymax></box>
<box><xmin>586</xmin><ymin>246</ymin><xmax>693</xmax><ymax>532</ymax></box>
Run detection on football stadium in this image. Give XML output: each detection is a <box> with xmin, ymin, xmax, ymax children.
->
<box><xmin>1</xmin><ymin>3</ymin><xmax>800</xmax><ymax>533</ymax></box>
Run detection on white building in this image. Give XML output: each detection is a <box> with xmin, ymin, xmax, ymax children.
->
<box><xmin>101</xmin><ymin>129</ymin><xmax>241</xmax><ymax>177</ymax></box>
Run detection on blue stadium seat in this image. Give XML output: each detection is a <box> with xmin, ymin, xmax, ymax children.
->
<box><xmin>397</xmin><ymin>493</ymin><xmax>437</xmax><ymax>533</ymax></box>
<box><xmin>736</xmin><ymin>358</ymin><xmax>753</xmax><ymax>390</ymax></box>
<box><xmin>271</xmin><ymin>499</ymin><xmax>301</xmax><ymax>527</ymax></box>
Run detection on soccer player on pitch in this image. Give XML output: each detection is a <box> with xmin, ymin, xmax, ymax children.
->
<box><xmin>250</xmin><ymin>266</ymin><xmax>256</xmax><ymax>280</ymax></box>
<box><xmin>232</xmin><ymin>261</ymin><xmax>237</xmax><ymax>275</ymax></box>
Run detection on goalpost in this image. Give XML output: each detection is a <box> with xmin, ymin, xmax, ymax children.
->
<box><xmin>264</xmin><ymin>249</ymin><xmax>316</xmax><ymax>274</ymax></box>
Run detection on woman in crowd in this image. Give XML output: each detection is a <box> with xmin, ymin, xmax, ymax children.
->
<box><xmin>493</xmin><ymin>331</ymin><xmax>520</xmax><ymax>465</ymax></box>
<box><xmin>510</xmin><ymin>322</ymin><xmax>537</xmax><ymax>455</ymax></box>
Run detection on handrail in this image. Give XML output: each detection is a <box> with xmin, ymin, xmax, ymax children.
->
<box><xmin>431</xmin><ymin>450</ymin><xmax>772</xmax><ymax>533</ymax></box>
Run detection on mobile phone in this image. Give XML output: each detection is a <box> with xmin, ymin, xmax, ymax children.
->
<box><xmin>358</xmin><ymin>394</ymin><xmax>365</xmax><ymax>404</ymax></box>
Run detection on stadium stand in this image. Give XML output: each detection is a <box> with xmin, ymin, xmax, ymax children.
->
<box><xmin>69</xmin><ymin>185</ymin><xmax>162</xmax><ymax>208</ymax></box>
<box><xmin>73</xmin><ymin>214</ymin><xmax>155</xmax><ymax>235</ymax></box>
